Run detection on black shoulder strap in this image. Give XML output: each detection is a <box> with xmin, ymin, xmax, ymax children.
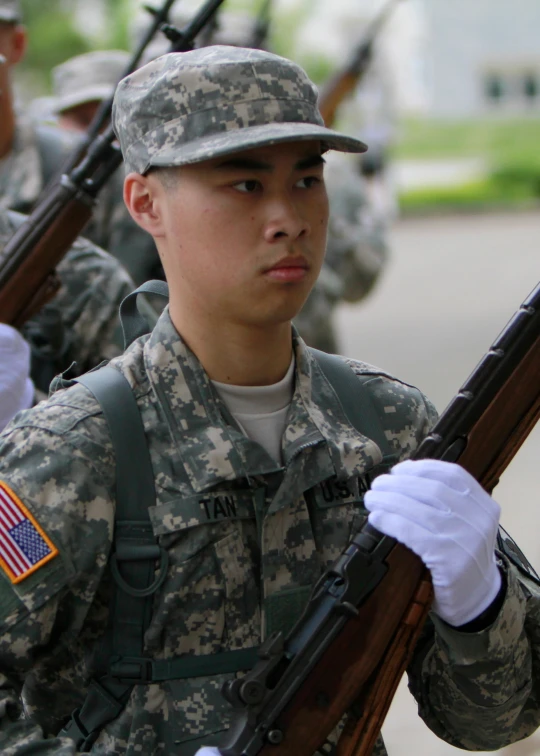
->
<box><xmin>60</xmin><ymin>366</ymin><xmax>168</xmax><ymax>751</ymax></box>
<box><xmin>119</xmin><ymin>279</ymin><xmax>169</xmax><ymax>349</ymax></box>
<box><xmin>308</xmin><ymin>347</ymin><xmax>394</xmax><ymax>459</ymax></box>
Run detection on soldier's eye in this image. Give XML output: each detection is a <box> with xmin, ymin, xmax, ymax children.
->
<box><xmin>295</xmin><ymin>176</ymin><xmax>321</xmax><ymax>189</ymax></box>
<box><xmin>233</xmin><ymin>180</ymin><xmax>261</xmax><ymax>193</ymax></box>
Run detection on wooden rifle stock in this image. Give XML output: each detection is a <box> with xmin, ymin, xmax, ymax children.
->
<box><xmin>318</xmin><ymin>0</ymin><xmax>403</xmax><ymax>128</ymax></box>
<box><xmin>222</xmin><ymin>283</ymin><xmax>540</xmax><ymax>756</ymax></box>
<box><xmin>319</xmin><ymin>72</ymin><xmax>362</xmax><ymax>129</ymax></box>
<box><xmin>0</xmin><ymin>178</ymin><xmax>95</xmax><ymax>326</ymax></box>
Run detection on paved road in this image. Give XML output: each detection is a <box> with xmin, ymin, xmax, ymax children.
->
<box><xmin>335</xmin><ymin>210</ymin><xmax>540</xmax><ymax>756</ymax></box>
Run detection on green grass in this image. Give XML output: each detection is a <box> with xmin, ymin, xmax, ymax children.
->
<box><xmin>400</xmin><ymin>179</ymin><xmax>539</xmax><ymax>214</ymax></box>
<box><xmin>394</xmin><ymin>117</ymin><xmax>540</xmax><ymax>163</ymax></box>
<box><xmin>394</xmin><ymin>117</ymin><xmax>540</xmax><ymax>212</ymax></box>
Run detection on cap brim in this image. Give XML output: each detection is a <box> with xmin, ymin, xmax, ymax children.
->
<box><xmin>0</xmin><ymin>12</ymin><xmax>20</xmax><ymax>23</ymax></box>
<box><xmin>143</xmin><ymin>121</ymin><xmax>367</xmax><ymax>172</ymax></box>
<box><xmin>54</xmin><ymin>85</ymin><xmax>113</xmax><ymax>115</ymax></box>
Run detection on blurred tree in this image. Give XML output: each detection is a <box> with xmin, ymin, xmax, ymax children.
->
<box><xmin>19</xmin><ymin>0</ymin><xmax>91</xmax><ymax>72</ymax></box>
<box><xmin>16</xmin><ymin>0</ymin><xmax>131</xmax><ymax>97</ymax></box>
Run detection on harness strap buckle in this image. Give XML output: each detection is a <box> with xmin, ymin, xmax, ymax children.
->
<box><xmin>109</xmin><ymin>656</ymin><xmax>154</xmax><ymax>683</ymax></box>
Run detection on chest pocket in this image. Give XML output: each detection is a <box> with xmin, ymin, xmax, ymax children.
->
<box><xmin>145</xmin><ymin>491</ymin><xmax>262</xmax><ymax>752</ymax></box>
<box><xmin>307</xmin><ymin>455</ymin><xmax>398</xmax><ymax>566</ymax></box>
<box><xmin>147</xmin><ymin>490</ymin><xmax>261</xmax><ymax>657</ymax></box>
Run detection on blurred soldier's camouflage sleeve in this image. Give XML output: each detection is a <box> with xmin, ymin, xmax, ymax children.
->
<box><xmin>325</xmin><ymin>155</ymin><xmax>388</xmax><ymax>304</ymax></box>
<box><xmin>20</xmin><ymin>233</ymin><xmax>134</xmax><ymax>392</ymax></box>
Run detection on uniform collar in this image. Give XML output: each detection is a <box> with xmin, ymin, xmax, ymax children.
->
<box><xmin>143</xmin><ymin>310</ymin><xmax>381</xmax><ymax>495</ymax></box>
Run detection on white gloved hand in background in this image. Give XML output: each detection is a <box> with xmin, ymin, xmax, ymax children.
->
<box><xmin>364</xmin><ymin>459</ymin><xmax>502</xmax><ymax>627</ymax></box>
<box><xmin>0</xmin><ymin>323</ymin><xmax>34</xmax><ymax>431</ymax></box>
<box><xmin>195</xmin><ymin>748</ymin><xmax>222</xmax><ymax>756</ymax></box>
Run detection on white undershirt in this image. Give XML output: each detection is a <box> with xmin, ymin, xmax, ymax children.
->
<box><xmin>211</xmin><ymin>356</ymin><xmax>295</xmax><ymax>464</ymax></box>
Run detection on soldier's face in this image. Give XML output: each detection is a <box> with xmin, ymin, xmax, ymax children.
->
<box><xmin>58</xmin><ymin>100</ymin><xmax>102</xmax><ymax>133</ymax></box>
<box><xmin>144</xmin><ymin>140</ymin><xmax>329</xmax><ymax>330</ymax></box>
<box><xmin>0</xmin><ymin>22</ymin><xmax>25</xmax><ymax>106</ymax></box>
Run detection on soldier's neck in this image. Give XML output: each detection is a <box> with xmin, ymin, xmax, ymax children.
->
<box><xmin>170</xmin><ymin>307</ymin><xmax>294</xmax><ymax>387</ymax></box>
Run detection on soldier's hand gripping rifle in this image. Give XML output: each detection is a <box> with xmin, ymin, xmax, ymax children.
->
<box><xmin>219</xmin><ymin>282</ymin><xmax>540</xmax><ymax>756</ymax></box>
<box><xmin>318</xmin><ymin>0</ymin><xmax>404</xmax><ymax>128</ymax></box>
<box><xmin>0</xmin><ymin>0</ymin><xmax>226</xmax><ymax>328</ymax></box>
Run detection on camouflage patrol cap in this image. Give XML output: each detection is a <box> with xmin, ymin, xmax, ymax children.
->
<box><xmin>52</xmin><ymin>50</ymin><xmax>130</xmax><ymax>114</ymax></box>
<box><xmin>112</xmin><ymin>45</ymin><xmax>367</xmax><ymax>175</ymax></box>
<box><xmin>0</xmin><ymin>0</ymin><xmax>22</xmax><ymax>23</ymax></box>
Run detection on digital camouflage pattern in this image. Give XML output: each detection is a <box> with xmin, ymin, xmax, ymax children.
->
<box><xmin>0</xmin><ymin>117</ymin><xmax>79</xmax><ymax>215</ymax></box>
<box><xmin>0</xmin><ymin>0</ymin><xmax>21</xmax><ymax>23</ymax></box>
<box><xmin>112</xmin><ymin>46</ymin><xmax>367</xmax><ymax>175</ymax></box>
<box><xmin>52</xmin><ymin>50</ymin><xmax>130</xmax><ymax>115</ymax></box>
<box><xmin>294</xmin><ymin>154</ymin><xmax>389</xmax><ymax>353</ymax></box>
<box><xmin>0</xmin><ymin>209</ymin><xmax>134</xmax><ymax>394</ymax></box>
<box><xmin>0</xmin><ymin>309</ymin><xmax>539</xmax><ymax>754</ymax></box>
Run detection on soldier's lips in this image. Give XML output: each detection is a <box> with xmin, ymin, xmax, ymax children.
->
<box><xmin>263</xmin><ymin>256</ymin><xmax>309</xmax><ymax>282</ymax></box>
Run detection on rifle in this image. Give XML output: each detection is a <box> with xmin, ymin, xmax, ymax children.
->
<box><xmin>0</xmin><ymin>0</ymin><xmax>226</xmax><ymax>328</ymax></box>
<box><xmin>318</xmin><ymin>0</ymin><xmax>403</xmax><ymax>128</ymax></box>
<box><xmin>57</xmin><ymin>0</ymin><xmax>179</xmax><ymax>180</ymax></box>
<box><xmin>251</xmin><ymin>0</ymin><xmax>273</xmax><ymax>50</ymax></box>
<box><xmin>219</xmin><ymin>281</ymin><xmax>540</xmax><ymax>756</ymax></box>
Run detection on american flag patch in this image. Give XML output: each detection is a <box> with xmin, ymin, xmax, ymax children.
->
<box><xmin>0</xmin><ymin>481</ymin><xmax>58</xmax><ymax>584</ymax></box>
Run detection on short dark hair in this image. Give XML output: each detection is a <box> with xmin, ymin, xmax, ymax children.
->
<box><xmin>146</xmin><ymin>166</ymin><xmax>180</xmax><ymax>190</ymax></box>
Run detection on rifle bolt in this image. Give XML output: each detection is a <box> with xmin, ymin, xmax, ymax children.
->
<box><xmin>240</xmin><ymin>680</ymin><xmax>266</xmax><ymax>705</ymax></box>
<box><xmin>336</xmin><ymin>601</ymin><xmax>359</xmax><ymax>617</ymax></box>
<box><xmin>267</xmin><ymin>729</ymin><xmax>284</xmax><ymax>745</ymax></box>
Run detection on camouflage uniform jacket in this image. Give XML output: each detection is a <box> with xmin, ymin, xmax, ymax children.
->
<box><xmin>0</xmin><ymin>310</ymin><xmax>538</xmax><ymax>755</ymax></box>
<box><xmin>0</xmin><ymin>117</ymin><xmax>79</xmax><ymax>214</ymax></box>
<box><xmin>0</xmin><ymin>210</ymin><xmax>134</xmax><ymax>393</ymax></box>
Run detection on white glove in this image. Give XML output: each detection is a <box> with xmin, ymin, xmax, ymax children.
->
<box><xmin>0</xmin><ymin>323</ymin><xmax>34</xmax><ymax>431</ymax></box>
<box><xmin>364</xmin><ymin>459</ymin><xmax>502</xmax><ymax>627</ymax></box>
<box><xmin>194</xmin><ymin>749</ymin><xmax>222</xmax><ymax>756</ymax></box>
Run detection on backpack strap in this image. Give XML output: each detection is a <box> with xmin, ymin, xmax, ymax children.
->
<box><xmin>60</xmin><ymin>365</ymin><xmax>168</xmax><ymax>751</ymax></box>
<box><xmin>308</xmin><ymin>347</ymin><xmax>395</xmax><ymax>460</ymax></box>
<box><xmin>60</xmin><ymin>360</ymin><xmax>259</xmax><ymax>749</ymax></box>
<box><xmin>119</xmin><ymin>279</ymin><xmax>169</xmax><ymax>349</ymax></box>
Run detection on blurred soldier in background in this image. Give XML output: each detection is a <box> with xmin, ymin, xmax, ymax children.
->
<box><xmin>0</xmin><ymin>206</ymin><xmax>135</xmax><ymax>430</ymax></box>
<box><xmin>52</xmin><ymin>49</ymin><xmax>130</xmax><ymax>133</ymax></box>
<box><xmin>49</xmin><ymin>48</ymin><xmax>164</xmax><ymax>285</ymax></box>
<box><xmin>0</xmin><ymin>4</ymin><xmax>150</xmax><ymax>428</ymax></box>
<box><xmin>293</xmin><ymin>151</ymin><xmax>388</xmax><ymax>352</ymax></box>
<box><xmin>0</xmin><ymin>0</ymin><xmax>80</xmax><ymax>214</ymax></box>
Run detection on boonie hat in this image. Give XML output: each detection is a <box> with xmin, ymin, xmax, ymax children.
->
<box><xmin>112</xmin><ymin>45</ymin><xmax>367</xmax><ymax>175</ymax></box>
<box><xmin>52</xmin><ymin>50</ymin><xmax>130</xmax><ymax>114</ymax></box>
<box><xmin>0</xmin><ymin>0</ymin><xmax>22</xmax><ymax>23</ymax></box>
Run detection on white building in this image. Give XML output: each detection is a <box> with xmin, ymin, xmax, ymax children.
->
<box><xmin>419</xmin><ymin>0</ymin><xmax>540</xmax><ymax>117</ymax></box>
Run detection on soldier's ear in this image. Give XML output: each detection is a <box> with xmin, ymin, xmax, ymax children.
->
<box><xmin>8</xmin><ymin>25</ymin><xmax>26</xmax><ymax>65</ymax></box>
<box><xmin>123</xmin><ymin>172</ymin><xmax>165</xmax><ymax>238</ymax></box>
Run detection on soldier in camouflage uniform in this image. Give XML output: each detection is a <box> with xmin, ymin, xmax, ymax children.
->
<box><xmin>0</xmin><ymin>1</ymin><xmax>81</xmax><ymax>214</ymax></box>
<box><xmin>52</xmin><ymin>50</ymin><xmax>131</xmax><ymax>133</ymax></box>
<box><xmin>0</xmin><ymin>46</ymin><xmax>539</xmax><ymax>756</ymax></box>
<box><xmin>293</xmin><ymin>151</ymin><xmax>388</xmax><ymax>353</ymax></box>
<box><xmin>0</xmin><ymin>207</ymin><xmax>135</xmax><ymax>426</ymax></box>
<box><xmin>0</xmin><ymin>0</ymin><xmax>160</xmax><ymax>286</ymax></box>
<box><xmin>133</xmin><ymin>7</ymin><xmax>388</xmax><ymax>352</ymax></box>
